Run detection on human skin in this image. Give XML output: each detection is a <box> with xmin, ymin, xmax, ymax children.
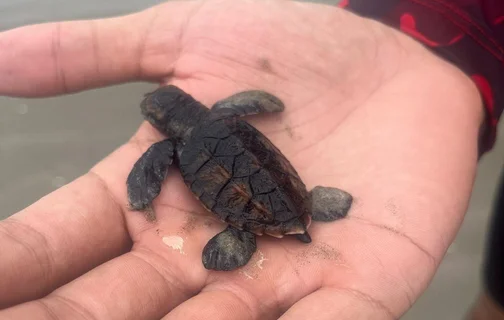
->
<box><xmin>0</xmin><ymin>0</ymin><xmax>484</xmax><ymax>319</ymax></box>
<box><xmin>469</xmin><ymin>293</ymin><xmax>504</xmax><ymax>319</ymax></box>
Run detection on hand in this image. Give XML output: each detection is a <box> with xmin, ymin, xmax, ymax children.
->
<box><xmin>0</xmin><ymin>0</ymin><xmax>484</xmax><ymax>319</ymax></box>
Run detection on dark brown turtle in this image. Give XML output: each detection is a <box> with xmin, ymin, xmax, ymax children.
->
<box><xmin>126</xmin><ymin>85</ymin><xmax>353</xmax><ymax>271</ymax></box>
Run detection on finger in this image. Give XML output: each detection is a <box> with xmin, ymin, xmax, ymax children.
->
<box><xmin>0</xmin><ymin>198</ymin><xmax>218</xmax><ymax>320</ymax></box>
<box><xmin>0</xmin><ymin>251</ymin><xmax>200</xmax><ymax>320</ymax></box>
<box><xmin>278</xmin><ymin>288</ymin><xmax>395</xmax><ymax>320</ymax></box>
<box><xmin>0</xmin><ymin>121</ymin><xmax>162</xmax><ymax>308</ymax></box>
<box><xmin>0</xmin><ymin>1</ymin><xmax>194</xmax><ymax>97</ymax></box>
<box><xmin>275</xmin><ymin>213</ymin><xmax>448</xmax><ymax>320</ymax></box>
<box><xmin>161</xmin><ymin>290</ymin><xmax>259</xmax><ymax>320</ymax></box>
<box><xmin>161</xmin><ymin>238</ymin><xmax>325</xmax><ymax>320</ymax></box>
<box><xmin>0</xmin><ymin>173</ymin><xmax>130</xmax><ymax>308</ymax></box>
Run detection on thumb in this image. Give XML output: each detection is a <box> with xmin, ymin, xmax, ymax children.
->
<box><xmin>0</xmin><ymin>1</ymin><xmax>195</xmax><ymax>97</ymax></box>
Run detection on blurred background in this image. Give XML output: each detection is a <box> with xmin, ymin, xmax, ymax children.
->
<box><xmin>0</xmin><ymin>0</ymin><xmax>503</xmax><ymax>319</ymax></box>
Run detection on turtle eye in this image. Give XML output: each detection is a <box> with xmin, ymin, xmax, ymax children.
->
<box><xmin>149</xmin><ymin>89</ymin><xmax>176</xmax><ymax>108</ymax></box>
<box><xmin>147</xmin><ymin>85</ymin><xmax>198</xmax><ymax>111</ymax></box>
<box><xmin>141</xmin><ymin>87</ymin><xmax>183</xmax><ymax>119</ymax></box>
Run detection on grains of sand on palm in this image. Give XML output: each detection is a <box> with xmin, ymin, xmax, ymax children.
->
<box><xmin>240</xmin><ymin>250</ymin><xmax>268</xmax><ymax>279</ymax></box>
<box><xmin>162</xmin><ymin>236</ymin><xmax>186</xmax><ymax>255</ymax></box>
<box><xmin>256</xmin><ymin>250</ymin><xmax>267</xmax><ymax>269</ymax></box>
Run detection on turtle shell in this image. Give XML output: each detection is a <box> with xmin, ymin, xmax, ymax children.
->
<box><xmin>178</xmin><ymin>116</ymin><xmax>311</xmax><ymax>238</ymax></box>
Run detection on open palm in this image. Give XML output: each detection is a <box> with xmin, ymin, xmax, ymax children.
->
<box><xmin>0</xmin><ymin>0</ymin><xmax>484</xmax><ymax>319</ymax></box>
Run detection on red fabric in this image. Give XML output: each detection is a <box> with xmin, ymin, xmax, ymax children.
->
<box><xmin>341</xmin><ymin>0</ymin><xmax>504</xmax><ymax>153</ymax></box>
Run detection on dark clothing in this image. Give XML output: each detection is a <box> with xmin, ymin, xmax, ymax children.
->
<box><xmin>342</xmin><ymin>0</ymin><xmax>503</xmax><ymax>153</ymax></box>
<box><xmin>484</xmin><ymin>168</ymin><xmax>504</xmax><ymax>307</ymax></box>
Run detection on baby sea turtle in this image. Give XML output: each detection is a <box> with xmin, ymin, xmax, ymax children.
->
<box><xmin>127</xmin><ymin>85</ymin><xmax>353</xmax><ymax>271</ymax></box>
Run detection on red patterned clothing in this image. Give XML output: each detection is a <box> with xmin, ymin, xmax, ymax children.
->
<box><xmin>341</xmin><ymin>0</ymin><xmax>504</xmax><ymax>153</ymax></box>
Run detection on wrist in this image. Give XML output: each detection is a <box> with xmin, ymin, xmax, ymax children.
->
<box><xmin>340</xmin><ymin>1</ymin><xmax>499</xmax><ymax>154</ymax></box>
<box><xmin>360</xmin><ymin>14</ymin><xmax>486</xmax><ymax>157</ymax></box>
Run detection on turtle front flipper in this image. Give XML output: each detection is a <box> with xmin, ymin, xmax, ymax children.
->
<box><xmin>310</xmin><ymin>186</ymin><xmax>353</xmax><ymax>222</ymax></box>
<box><xmin>211</xmin><ymin>90</ymin><xmax>284</xmax><ymax>118</ymax></box>
<box><xmin>127</xmin><ymin>139</ymin><xmax>175</xmax><ymax>219</ymax></box>
<box><xmin>202</xmin><ymin>225</ymin><xmax>257</xmax><ymax>271</ymax></box>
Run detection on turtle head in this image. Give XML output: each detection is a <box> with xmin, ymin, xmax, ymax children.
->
<box><xmin>140</xmin><ymin>85</ymin><xmax>208</xmax><ymax>141</ymax></box>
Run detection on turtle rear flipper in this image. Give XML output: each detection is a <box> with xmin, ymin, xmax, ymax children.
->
<box><xmin>310</xmin><ymin>186</ymin><xmax>353</xmax><ymax>222</ymax></box>
<box><xmin>202</xmin><ymin>225</ymin><xmax>257</xmax><ymax>271</ymax></box>
<box><xmin>127</xmin><ymin>139</ymin><xmax>176</xmax><ymax>219</ymax></box>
